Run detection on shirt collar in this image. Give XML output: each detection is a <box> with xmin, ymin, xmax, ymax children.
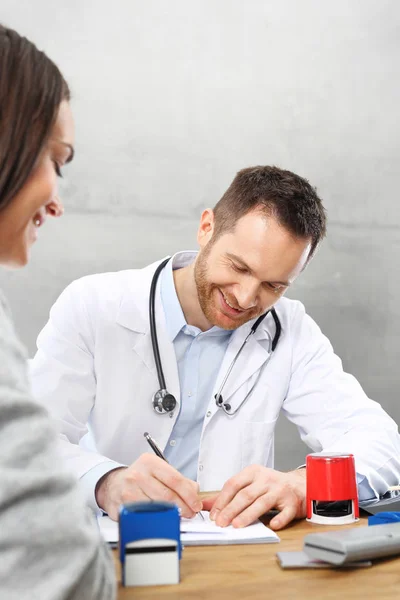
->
<box><xmin>160</xmin><ymin>250</ymin><xmax>232</xmax><ymax>342</ymax></box>
<box><xmin>160</xmin><ymin>251</ymin><xmax>196</xmax><ymax>342</ymax></box>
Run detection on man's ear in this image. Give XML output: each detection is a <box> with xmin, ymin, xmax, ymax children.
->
<box><xmin>197</xmin><ymin>208</ymin><xmax>215</xmax><ymax>248</ymax></box>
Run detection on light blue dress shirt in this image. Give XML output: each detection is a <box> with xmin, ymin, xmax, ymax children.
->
<box><xmin>161</xmin><ymin>252</ymin><xmax>232</xmax><ymax>480</ymax></box>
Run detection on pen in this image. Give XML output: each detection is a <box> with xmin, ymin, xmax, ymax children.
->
<box><xmin>143</xmin><ymin>431</ymin><xmax>204</xmax><ymax>520</ymax></box>
<box><xmin>144</xmin><ymin>431</ymin><xmax>165</xmax><ymax>460</ymax></box>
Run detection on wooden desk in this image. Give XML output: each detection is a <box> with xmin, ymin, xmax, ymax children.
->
<box><xmin>114</xmin><ymin>516</ymin><xmax>400</xmax><ymax>599</ymax></box>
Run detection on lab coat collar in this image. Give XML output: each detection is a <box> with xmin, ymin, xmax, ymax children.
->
<box><xmin>116</xmin><ymin>252</ymin><xmax>198</xmax><ymax>335</ymax></box>
<box><xmin>115</xmin><ymin>258</ymin><xmax>168</xmax><ymax>334</ymax></box>
<box><xmin>116</xmin><ymin>258</ymin><xmax>169</xmax><ymax>374</ymax></box>
<box><xmin>115</xmin><ymin>257</ymin><xmax>183</xmax><ymax>406</ymax></box>
<box><xmin>161</xmin><ymin>252</ymin><xmax>197</xmax><ymax>342</ymax></box>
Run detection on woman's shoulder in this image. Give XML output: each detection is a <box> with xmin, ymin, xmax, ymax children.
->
<box><xmin>0</xmin><ymin>288</ymin><xmax>29</xmax><ymax>389</ymax></box>
<box><xmin>0</xmin><ymin>287</ymin><xmax>11</xmax><ymax>320</ymax></box>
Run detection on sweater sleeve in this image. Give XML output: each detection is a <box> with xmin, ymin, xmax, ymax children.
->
<box><xmin>0</xmin><ymin>291</ymin><xmax>116</xmax><ymax>600</ymax></box>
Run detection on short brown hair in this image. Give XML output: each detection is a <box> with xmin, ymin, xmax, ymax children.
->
<box><xmin>0</xmin><ymin>24</ymin><xmax>70</xmax><ymax>211</ymax></box>
<box><xmin>213</xmin><ymin>166</ymin><xmax>327</xmax><ymax>258</ymax></box>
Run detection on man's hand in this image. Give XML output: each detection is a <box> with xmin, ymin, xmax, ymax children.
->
<box><xmin>202</xmin><ymin>466</ymin><xmax>307</xmax><ymax>530</ymax></box>
<box><xmin>95</xmin><ymin>453</ymin><xmax>202</xmax><ymax>521</ymax></box>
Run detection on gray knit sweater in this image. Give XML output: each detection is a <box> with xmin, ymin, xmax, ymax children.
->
<box><xmin>0</xmin><ymin>289</ymin><xmax>116</xmax><ymax>600</ymax></box>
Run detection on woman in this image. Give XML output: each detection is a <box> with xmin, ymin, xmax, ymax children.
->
<box><xmin>0</xmin><ymin>24</ymin><xmax>115</xmax><ymax>599</ymax></box>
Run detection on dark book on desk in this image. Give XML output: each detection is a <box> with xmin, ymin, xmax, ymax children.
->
<box><xmin>359</xmin><ymin>490</ymin><xmax>400</xmax><ymax>515</ymax></box>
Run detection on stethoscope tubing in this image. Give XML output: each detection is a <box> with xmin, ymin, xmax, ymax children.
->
<box><xmin>149</xmin><ymin>257</ymin><xmax>281</xmax><ymax>415</ymax></box>
<box><xmin>149</xmin><ymin>257</ymin><xmax>171</xmax><ymax>391</ymax></box>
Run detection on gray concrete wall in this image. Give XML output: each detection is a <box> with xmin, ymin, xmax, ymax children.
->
<box><xmin>1</xmin><ymin>0</ymin><xmax>399</xmax><ymax>471</ymax></box>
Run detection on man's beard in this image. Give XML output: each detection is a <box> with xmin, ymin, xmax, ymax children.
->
<box><xmin>194</xmin><ymin>247</ymin><xmax>262</xmax><ymax>330</ymax></box>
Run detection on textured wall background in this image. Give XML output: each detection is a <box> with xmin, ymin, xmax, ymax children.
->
<box><xmin>1</xmin><ymin>0</ymin><xmax>399</xmax><ymax>470</ymax></box>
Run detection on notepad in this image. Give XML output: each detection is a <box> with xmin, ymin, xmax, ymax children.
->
<box><xmin>97</xmin><ymin>512</ymin><xmax>279</xmax><ymax>546</ymax></box>
<box><xmin>180</xmin><ymin>511</ymin><xmax>280</xmax><ymax>545</ymax></box>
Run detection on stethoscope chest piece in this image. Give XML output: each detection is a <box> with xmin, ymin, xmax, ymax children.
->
<box><xmin>153</xmin><ymin>389</ymin><xmax>177</xmax><ymax>414</ymax></box>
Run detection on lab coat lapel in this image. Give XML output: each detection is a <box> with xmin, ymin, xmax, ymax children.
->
<box><xmin>116</xmin><ymin>261</ymin><xmax>181</xmax><ymax>408</ymax></box>
<box><xmin>213</xmin><ymin>322</ymin><xmax>271</xmax><ymax>405</ymax></box>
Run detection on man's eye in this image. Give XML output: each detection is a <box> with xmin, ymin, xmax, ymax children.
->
<box><xmin>231</xmin><ymin>263</ymin><xmax>247</xmax><ymax>273</ymax></box>
<box><xmin>266</xmin><ymin>282</ymin><xmax>283</xmax><ymax>292</ymax></box>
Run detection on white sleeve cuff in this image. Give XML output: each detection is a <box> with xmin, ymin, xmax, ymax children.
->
<box><xmin>357</xmin><ymin>473</ymin><xmax>378</xmax><ymax>501</ymax></box>
<box><xmin>80</xmin><ymin>460</ymin><xmax>125</xmax><ymax>513</ymax></box>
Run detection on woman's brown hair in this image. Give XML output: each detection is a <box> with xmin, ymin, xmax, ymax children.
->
<box><xmin>0</xmin><ymin>24</ymin><xmax>70</xmax><ymax>211</ymax></box>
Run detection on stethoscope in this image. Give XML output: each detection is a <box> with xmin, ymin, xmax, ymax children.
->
<box><xmin>150</xmin><ymin>257</ymin><xmax>282</xmax><ymax>416</ymax></box>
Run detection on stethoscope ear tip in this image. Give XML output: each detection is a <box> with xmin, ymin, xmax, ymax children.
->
<box><xmin>214</xmin><ymin>393</ymin><xmax>231</xmax><ymax>413</ymax></box>
<box><xmin>214</xmin><ymin>393</ymin><xmax>223</xmax><ymax>406</ymax></box>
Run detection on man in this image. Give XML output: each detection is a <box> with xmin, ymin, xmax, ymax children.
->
<box><xmin>30</xmin><ymin>166</ymin><xmax>400</xmax><ymax>531</ymax></box>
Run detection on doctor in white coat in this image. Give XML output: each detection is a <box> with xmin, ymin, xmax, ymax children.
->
<box><xmin>30</xmin><ymin>166</ymin><xmax>400</xmax><ymax>530</ymax></box>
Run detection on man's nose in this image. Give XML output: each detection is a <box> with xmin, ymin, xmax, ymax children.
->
<box><xmin>235</xmin><ymin>282</ymin><xmax>259</xmax><ymax>310</ymax></box>
<box><xmin>46</xmin><ymin>196</ymin><xmax>64</xmax><ymax>218</ymax></box>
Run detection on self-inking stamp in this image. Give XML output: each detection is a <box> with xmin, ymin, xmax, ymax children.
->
<box><xmin>306</xmin><ymin>452</ymin><xmax>359</xmax><ymax>525</ymax></box>
<box><xmin>119</xmin><ymin>501</ymin><xmax>181</xmax><ymax>587</ymax></box>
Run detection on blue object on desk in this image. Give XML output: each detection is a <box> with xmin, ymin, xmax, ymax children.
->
<box><xmin>368</xmin><ymin>512</ymin><xmax>400</xmax><ymax>526</ymax></box>
<box><xmin>119</xmin><ymin>501</ymin><xmax>181</xmax><ymax>587</ymax></box>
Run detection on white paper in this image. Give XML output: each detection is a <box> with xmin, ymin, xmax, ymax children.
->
<box><xmin>97</xmin><ymin>515</ymin><xmax>118</xmax><ymax>543</ymax></box>
<box><xmin>180</xmin><ymin>511</ymin><xmax>223</xmax><ymax>533</ymax></box>
<box><xmin>181</xmin><ymin>511</ymin><xmax>279</xmax><ymax>546</ymax></box>
<box><xmin>98</xmin><ymin>511</ymin><xmax>280</xmax><ymax>546</ymax></box>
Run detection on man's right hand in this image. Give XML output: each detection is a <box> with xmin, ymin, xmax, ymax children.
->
<box><xmin>95</xmin><ymin>453</ymin><xmax>202</xmax><ymax>520</ymax></box>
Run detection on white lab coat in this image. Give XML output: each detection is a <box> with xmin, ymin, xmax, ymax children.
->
<box><xmin>30</xmin><ymin>259</ymin><xmax>400</xmax><ymax>497</ymax></box>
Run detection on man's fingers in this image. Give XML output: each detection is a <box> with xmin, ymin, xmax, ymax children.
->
<box><xmin>214</xmin><ymin>482</ymin><xmax>267</xmax><ymax>526</ymax></box>
<box><xmin>209</xmin><ymin>467</ymin><xmax>305</xmax><ymax>530</ymax></box>
<box><xmin>230</xmin><ymin>493</ymin><xmax>278</xmax><ymax>528</ymax></box>
<box><xmin>149</xmin><ymin>459</ymin><xmax>201</xmax><ymax>512</ymax></box>
<box><xmin>201</xmin><ymin>495</ymin><xmax>219</xmax><ymax>512</ymax></box>
<box><xmin>210</xmin><ymin>468</ymin><xmax>256</xmax><ymax>518</ymax></box>
<box><xmin>269</xmin><ymin>505</ymin><xmax>297</xmax><ymax>530</ymax></box>
<box><xmin>134</xmin><ymin>453</ymin><xmax>201</xmax><ymax>514</ymax></box>
<box><xmin>101</xmin><ymin>454</ymin><xmax>202</xmax><ymax>519</ymax></box>
<box><xmin>133</xmin><ymin>469</ymin><xmax>197</xmax><ymax>518</ymax></box>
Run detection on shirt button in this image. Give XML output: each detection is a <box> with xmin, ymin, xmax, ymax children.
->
<box><xmin>198</xmin><ymin>464</ymin><xmax>204</xmax><ymax>472</ymax></box>
<box><xmin>206</xmin><ymin>411</ymin><xmax>212</xmax><ymax>417</ymax></box>
<box><xmin>188</xmin><ymin>391</ymin><xmax>193</xmax><ymax>397</ymax></box>
<box><xmin>169</xmin><ymin>440</ymin><xmax>176</xmax><ymax>446</ymax></box>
